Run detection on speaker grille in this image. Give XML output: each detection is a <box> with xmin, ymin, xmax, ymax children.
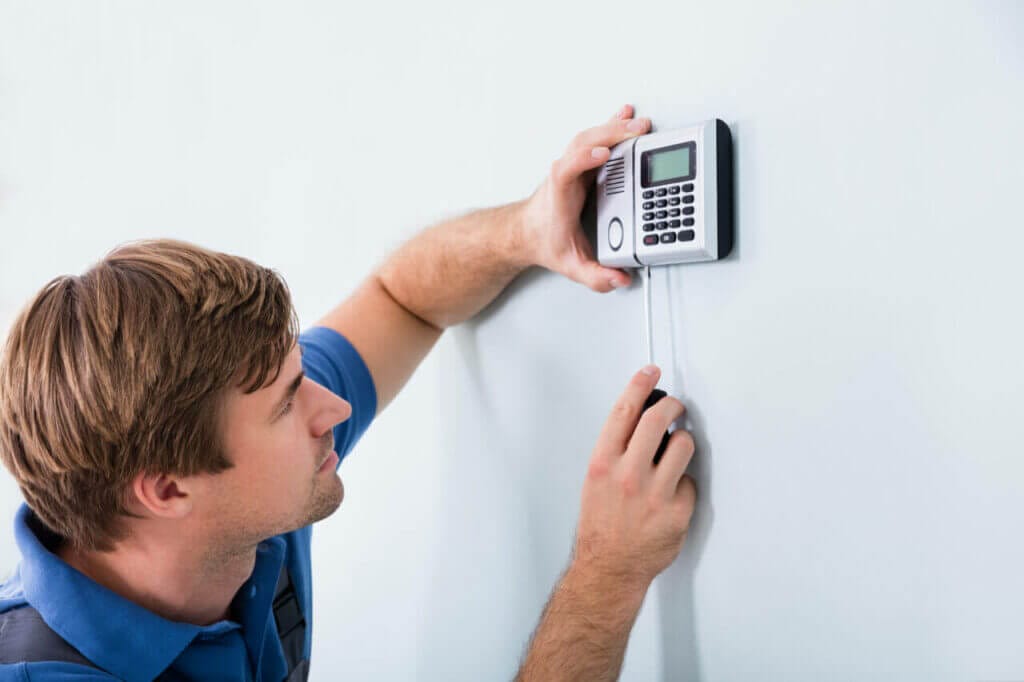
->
<box><xmin>604</xmin><ymin>158</ymin><xmax>625</xmax><ymax>196</ymax></box>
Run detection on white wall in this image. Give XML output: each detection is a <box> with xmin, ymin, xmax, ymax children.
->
<box><xmin>2</xmin><ymin>2</ymin><xmax>1022</xmax><ymax>680</ymax></box>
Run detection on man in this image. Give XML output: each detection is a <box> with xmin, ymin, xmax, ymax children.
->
<box><xmin>0</xmin><ymin>106</ymin><xmax>697</xmax><ymax>681</ymax></box>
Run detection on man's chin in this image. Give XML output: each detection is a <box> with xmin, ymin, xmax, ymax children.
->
<box><xmin>304</xmin><ymin>475</ymin><xmax>344</xmax><ymax>526</ymax></box>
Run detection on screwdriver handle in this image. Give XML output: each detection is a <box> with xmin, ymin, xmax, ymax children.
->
<box><xmin>642</xmin><ymin>388</ymin><xmax>672</xmax><ymax>465</ymax></box>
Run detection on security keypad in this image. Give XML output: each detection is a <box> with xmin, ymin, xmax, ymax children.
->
<box><xmin>594</xmin><ymin>119</ymin><xmax>734</xmax><ymax>267</ymax></box>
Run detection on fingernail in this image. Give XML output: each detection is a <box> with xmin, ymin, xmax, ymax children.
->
<box><xmin>609</xmin><ymin>278</ymin><xmax>623</xmax><ymax>288</ymax></box>
<box><xmin>592</xmin><ymin>146</ymin><xmax>609</xmax><ymax>159</ymax></box>
<box><xmin>627</xmin><ymin>118</ymin><xmax>647</xmax><ymax>132</ymax></box>
<box><xmin>617</xmin><ymin>104</ymin><xmax>630</xmax><ymax>118</ymax></box>
<box><xmin>641</xmin><ymin>365</ymin><xmax>659</xmax><ymax>376</ymax></box>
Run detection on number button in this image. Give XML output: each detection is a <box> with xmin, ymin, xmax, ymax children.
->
<box><xmin>682</xmin><ymin>206</ymin><xmax>695</xmax><ymax>215</ymax></box>
<box><xmin>656</xmin><ymin>200</ymin><xmax>668</xmax><ymax>208</ymax></box>
<box><xmin>655</xmin><ymin>189</ymin><xmax>667</xmax><ymax>197</ymax></box>
<box><xmin>643</xmin><ymin>190</ymin><xmax>654</xmax><ymax>199</ymax></box>
<box><xmin>643</xmin><ymin>212</ymin><xmax>655</xmax><ymax>220</ymax></box>
<box><xmin>668</xmin><ymin>198</ymin><xmax>680</xmax><ymax>206</ymax></box>
<box><xmin>668</xmin><ymin>186</ymin><xmax>680</xmax><ymax>195</ymax></box>
<box><xmin>682</xmin><ymin>183</ymin><xmax>694</xmax><ymax>192</ymax></box>
<box><xmin>682</xmin><ymin>195</ymin><xmax>694</xmax><ymax>204</ymax></box>
<box><xmin>683</xmin><ymin>218</ymin><xmax>695</xmax><ymax>227</ymax></box>
<box><xmin>643</xmin><ymin>222</ymin><xmax>656</xmax><ymax>232</ymax></box>
<box><xmin>643</xmin><ymin>201</ymin><xmax>655</xmax><ymax>210</ymax></box>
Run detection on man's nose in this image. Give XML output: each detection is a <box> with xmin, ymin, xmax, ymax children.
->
<box><xmin>311</xmin><ymin>380</ymin><xmax>351</xmax><ymax>427</ymax></box>
<box><xmin>334</xmin><ymin>395</ymin><xmax>352</xmax><ymax>424</ymax></box>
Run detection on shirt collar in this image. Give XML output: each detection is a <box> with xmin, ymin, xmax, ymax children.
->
<box><xmin>14</xmin><ymin>503</ymin><xmax>285</xmax><ymax>682</ymax></box>
<box><xmin>234</xmin><ymin>537</ymin><xmax>288</xmax><ymax>680</ymax></box>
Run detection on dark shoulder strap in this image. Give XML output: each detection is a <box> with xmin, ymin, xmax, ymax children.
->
<box><xmin>0</xmin><ymin>605</ymin><xmax>99</xmax><ymax>668</ymax></box>
<box><xmin>273</xmin><ymin>566</ymin><xmax>309</xmax><ymax>682</ymax></box>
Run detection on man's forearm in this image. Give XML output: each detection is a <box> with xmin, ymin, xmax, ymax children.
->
<box><xmin>516</xmin><ymin>562</ymin><xmax>648</xmax><ymax>682</ymax></box>
<box><xmin>375</xmin><ymin>201</ymin><xmax>533</xmax><ymax>330</ymax></box>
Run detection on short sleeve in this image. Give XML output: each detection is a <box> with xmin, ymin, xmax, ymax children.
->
<box><xmin>297</xmin><ymin>326</ymin><xmax>378</xmax><ymax>464</ymax></box>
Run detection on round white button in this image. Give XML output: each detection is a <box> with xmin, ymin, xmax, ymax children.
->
<box><xmin>608</xmin><ymin>218</ymin><xmax>624</xmax><ymax>251</ymax></box>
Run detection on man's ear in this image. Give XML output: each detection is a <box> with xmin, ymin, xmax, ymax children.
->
<box><xmin>128</xmin><ymin>471</ymin><xmax>194</xmax><ymax>519</ymax></box>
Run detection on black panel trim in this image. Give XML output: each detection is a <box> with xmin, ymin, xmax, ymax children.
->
<box><xmin>715</xmin><ymin>119</ymin><xmax>734</xmax><ymax>259</ymax></box>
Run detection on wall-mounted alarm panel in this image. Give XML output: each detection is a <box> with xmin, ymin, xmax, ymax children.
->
<box><xmin>595</xmin><ymin>119</ymin><xmax>733</xmax><ymax>267</ymax></box>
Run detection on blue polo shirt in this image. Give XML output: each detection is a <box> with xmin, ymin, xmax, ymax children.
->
<box><xmin>0</xmin><ymin>326</ymin><xmax>377</xmax><ymax>681</ymax></box>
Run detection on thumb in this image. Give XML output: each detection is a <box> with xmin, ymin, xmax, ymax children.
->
<box><xmin>568</xmin><ymin>257</ymin><xmax>632</xmax><ymax>293</ymax></box>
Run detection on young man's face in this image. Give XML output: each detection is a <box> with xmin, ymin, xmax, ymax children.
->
<box><xmin>208</xmin><ymin>343</ymin><xmax>352</xmax><ymax>547</ymax></box>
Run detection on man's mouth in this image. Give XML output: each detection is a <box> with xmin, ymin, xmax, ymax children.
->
<box><xmin>316</xmin><ymin>434</ymin><xmax>335</xmax><ymax>467</ymax></box>
<box><xmin>317</xmin><ymin>442</ymin><xmax>337</xmax><ymax>471</ymax></box>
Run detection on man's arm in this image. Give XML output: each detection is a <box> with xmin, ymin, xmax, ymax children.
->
<box><xmin>514</xmin><ymin>561</ymin><xmax>647</xmax><ymax>682</ymax></box>
<box><xmin>318</xmin><ymin>105</ymin><xmax>651</xmax><ymax>415</ymax></box>
<box><xmin>516</xmin><ymin>366</ymin><xmax>697</xmax><ymax>682</ymax></box>
<box><xmin>317</xmin><ymin>201</ymin><xmax>528</xmax><ymax>415</ymax></box>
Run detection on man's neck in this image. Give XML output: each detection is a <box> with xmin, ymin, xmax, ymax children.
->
<box><xmin>58</xmin><ymin>528</ymin><xmax>257</xmax><ymax>626</ymax></box>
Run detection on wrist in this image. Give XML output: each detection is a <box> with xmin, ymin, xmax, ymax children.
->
<box><xmin>564</xmin><ymin>557</ymin><xmax>649</xmax><ymax>613</ymax></box>
<box><xmin>504</xmin><ymin>198</ymin><xmax>539</xmax><ymax>271</ymax></box>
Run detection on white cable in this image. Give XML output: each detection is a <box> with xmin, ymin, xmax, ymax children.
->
<box><xmin>643</xmin><ymin>265</ymin><xmax>653</xmax><ymax>366</ymax></box>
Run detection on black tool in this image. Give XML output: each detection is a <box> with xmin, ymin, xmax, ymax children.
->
<box><xmin>643</xmin><ymin>388</ymin><xmax>672</xmax><ymax>465</ymax></box>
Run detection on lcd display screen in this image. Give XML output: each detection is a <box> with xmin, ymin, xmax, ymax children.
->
<box><xmin>646</xmin><ymin>146</ymin><xmax>692</xmax><ymax>184</ymax></box>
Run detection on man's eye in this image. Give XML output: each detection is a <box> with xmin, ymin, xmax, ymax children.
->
<box><xmin>281</xmin><ymin>399</ymin><xmax>295</xmax><ymax>416</ymax></box>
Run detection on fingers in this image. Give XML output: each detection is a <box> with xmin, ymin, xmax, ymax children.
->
<box><xmin>571</xmin><ymin>115</ymin><xmax>651</xmax><ymax>160</ymax></box>
<box><xmin>674</xmin><ymin>474</ymin><xmax>697</xmax><ymax>519</ymax></box>
<box><xmin>653</xmin><ymin>428</ymin><xmax>696</xmax><ymax>499</ymax></box>
<box><xmin>595</xmin><ymin>366</ymin><xmax>662</xmax><ymax>456</ymax></box>
<box><xmin>551</xmin><ymin>145</ymin><xmax>612</xmax><ymax>190</ymax></box>
<box><xmin>550</xmin><ymin>106</ymin><xmax>651</xmax><ymax>191</ymax></box>
<box><xmin>611</xmin><ymin>104</ymin><xmax>634</xmax><ymax>121</ymax></box>
<box><xmin>624</xmin><ymin>394</ymin><xmax>685</xmax><ymax>468</ymax></box>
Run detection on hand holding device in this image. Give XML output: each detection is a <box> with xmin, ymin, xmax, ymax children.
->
<box><xmin>573</xmin><ymin>366</ymin><xmax>697</xmax><ymax>589</ymax></box>
<box><xmin>519</xmin><ymin>104</ymin><xmax>651</xmax><ymax>293</ymax></box>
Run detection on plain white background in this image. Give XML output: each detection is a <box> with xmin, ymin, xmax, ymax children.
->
<box><xmin>1</xmin><ymin>2</ymin><xmax>1022</xmax><ymax>680</ymax></box>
